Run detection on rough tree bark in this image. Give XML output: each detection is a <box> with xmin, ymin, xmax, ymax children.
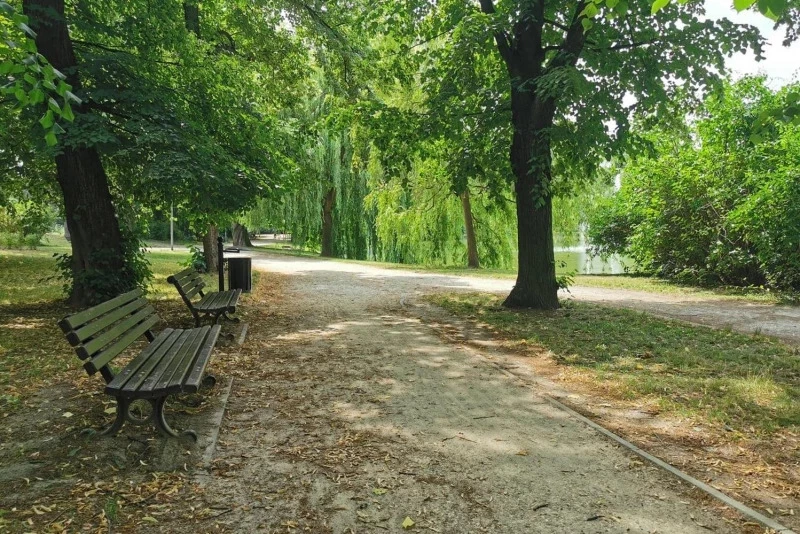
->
<box><xmin>320</xmin><ymin>187</ymin><xmax>336</xmax><ymax>257</ymax></box>
<box><xmin>502</xmin><ymin>88</ymin><xmax>560</xmax><ymax>309</ymax></box>
<box><xmin>479</xmin><ymin>0</ymin><xmax>586</xmax><ymax>309</ymax></box>
<box><xmin>25</xmin><ymin>0</ymin><xmax>130</xmax><ymax>306</ymax></box>
<box><xmin>460</xmin><ymin>190</ymin><xmax>480</xmax><ymax>269</ymax></box>
<box><xmin>232</xmin><ymin>223</ymin><xmax>253</xmax><ymax>247</ymax></box>
<box><xmin>202</xmin><ymin>225</ymin><xmax>219</xmax><ymax>274</ymax></box>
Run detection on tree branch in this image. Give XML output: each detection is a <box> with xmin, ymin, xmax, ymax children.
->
<box><xmin>73</xmin><ymin>40</ymin><xmax>182</xmax><ymax>66</ymax></box>
<box><xmin>478</xmin><ymin>0</ymin><xmax>512</xmax><ymax>61</ymax></box>
<box><xmin>545</xmin><ymin>1</ymin><xmax>589</xmax><ymax>72</ymax></box>
<box><xmin>543</xmin><ymin>17</ymin><xmax>571</xmax><ymax>33</ymax></box>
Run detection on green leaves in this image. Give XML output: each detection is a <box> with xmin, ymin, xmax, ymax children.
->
<box><xmin>1</xmin><ymin>2</ymin><xmax>77</xmax><ymax>146</ymax></box>
<box><xmin>651</xmin><ymin>0</ymin><xmax>788</xmax><ymax>17</ymax></box>
<box><xmin>38</xmin><ymin>110</ymin><xmax>55</xmax><ymax>129</ymax></box>
<box><xmin>650</xmin><ymin>0</ymin><xmax>670</xmax><ymax>15</ymax></box>
<box><xmin>734</xmin><ymin>0</ymin><xmax>758</xmax><ymax>11</ymax></box>
<box><xmin>592</xmin><ymin>77</ymin><xmax>800</xmax><ymax>291</ymax></box>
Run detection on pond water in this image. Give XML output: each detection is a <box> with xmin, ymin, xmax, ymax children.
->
<box><xmin>554</xmin><ymin>246</ymin><xmax>633</xmax><ymax>275</ymax></box>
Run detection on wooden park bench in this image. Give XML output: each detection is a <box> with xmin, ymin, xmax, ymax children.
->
<box><xmin>167</xmin><ymin>268</ymin><xmax>241</xmax><ymax>327</ymax></box>
<box><xmin>58</xmin><ymin>289</ymin><xmax>220</xmax><ymax>441</ymax></box>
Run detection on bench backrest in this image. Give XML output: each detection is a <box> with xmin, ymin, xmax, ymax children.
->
<box><xmin>58</xmin><ymin>289</ymin><xmax>159</xmax><ymax>382</ymax></box>
<box><xmin>167</xmin><ymin>268</ymin><xmax>205</xmax><ymax>305</ymax></box>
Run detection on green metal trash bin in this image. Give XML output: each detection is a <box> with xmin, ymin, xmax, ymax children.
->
<box><xmin>228</xmin><ymin>257</ymin><xmax>252</xmax><ymax>293</ymax></box>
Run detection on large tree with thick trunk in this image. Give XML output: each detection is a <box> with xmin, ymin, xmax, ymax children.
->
<box><xmin>372</xmin><ymin>0</ymin><xmax>763</xmax><ymax>309</ymax></box>
<box><xmin>24</xmin><ymin>0</ymin><xmax>133</xmax><ymax>306</ymax></box>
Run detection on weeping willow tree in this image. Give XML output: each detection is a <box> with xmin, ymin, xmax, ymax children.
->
<box><xmin>245</xmin><ymin>120</ymin><xmax>376</xmax><ymax>260</ymax></box>
<box><xmin>366</xmin><ymin>155</ymin><xmax>517</xmax><ymax>269</ymax></box>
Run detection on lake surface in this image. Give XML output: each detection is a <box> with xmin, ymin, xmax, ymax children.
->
<box><xmin>554</xmin><ymin>247</ymin><xmax>633</xmax><ymax>275</ymax></box>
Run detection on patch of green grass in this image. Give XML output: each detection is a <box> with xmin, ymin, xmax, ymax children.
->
<box><xmin>429</xmin><ymin>292</ymin><xmax>800</xmax><ymax>435</ymax></box>
<box><xmin>0</xmin><ymin>244</ymin><xmax>194</xmax><ymax>305</ymax></box>
<box><xmin>0</xmin><ymin>247</ymin><xmax>198</xmax><ymax>401</ymax></box>
<box><xmin>104</xmin><ymin>496</ymin><xmax>119</xmax><ymax>522</ymax></box>
<box><xmin>572</xmin><ymin>274</ymin><xmax>792</xmax><ymax>304</ymax></box>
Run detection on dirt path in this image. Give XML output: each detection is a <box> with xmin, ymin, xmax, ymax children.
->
<box><xmin>193</xmin><ymin>251</ymin><xmax>785</xmax><ymax>533</ymax></box>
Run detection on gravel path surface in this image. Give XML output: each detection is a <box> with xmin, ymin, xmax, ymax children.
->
<box><xmin>194</xmin><ymin>250</ymin><xmax>775</xmax><ymax>533</ymax></box>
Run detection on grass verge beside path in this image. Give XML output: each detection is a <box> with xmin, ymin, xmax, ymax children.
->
<box><xmin>429</xmin><ymin>292</ymin><xmax>800</xmax><ymax>435</ymax></box>
<box><xmin>428</xmin><ymin>292</ymin><xmax>800</xmax><ymax>524</ymax></box>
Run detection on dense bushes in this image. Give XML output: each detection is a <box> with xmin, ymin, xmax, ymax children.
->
<box><xmin>0</xmin><ymin>202</ymin><xmax>56</xmax><ymax>249</ymax></box>
<box><xmin>590</xmin><ymin>78</ymin><xmax>800</xmax><ymax>290</ymax></box>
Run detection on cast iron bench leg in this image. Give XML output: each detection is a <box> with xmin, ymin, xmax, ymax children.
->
<box><xmin>153</xmin><ymin>396</ymin><xmax>198</xmax><ymax>442</ymax></box>
<box><xmin>202</xmin><ymin>374</ymin><xmax>217</xmax><ymax>389</ymax></box>
<box><xmin>82</xmin><ymin>396</ymin><xmax>127</xmax><ymax>437</ymax></box>
<box><xmin>222</xmin><ymin>311</ymin><xmax>240</xmax><ymax>323</ymax></box>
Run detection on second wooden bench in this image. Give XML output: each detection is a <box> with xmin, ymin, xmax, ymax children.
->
<box><xmin>167</xmin><ymin>267</ymin><xmax>241</xmax><ymax>327</ymax></box>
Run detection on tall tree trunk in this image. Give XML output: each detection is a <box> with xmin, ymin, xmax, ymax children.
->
<box><xmin>460</xmin><ymin>190</ymin><xmax>480</xmax><ymax>269</ymax></box>
<box><xmin>232</xmin><ymin>223</ymin><xmax>253</xmax><ymax>247</ymax></box>
<box><xmin>203</xmin><ymin>225</ymin><xmax>219</xmax><ymax>273</ymax></box>
<box><xmin>477</xmin><ymin>1</ymin><xmax>585</xmax><ymax>310</ymax></box>
<box><xmin>321</xmin><ymin>187</ymin><xmax>336</xmax><ymax>257</ymax></box>
<box><xmin>26</xmin><ymin>0</ymin><xmax>130</xmax><ymax>307</ymax></box>
<box><xmin>502</xmin><ymin>88</ymin><xmax>559</xmax><ymax>310</ymax></box>
<box><xmin>64</xmin><ymin>219</ymin><xmax>70</xmax><ymax>242</ymax></box>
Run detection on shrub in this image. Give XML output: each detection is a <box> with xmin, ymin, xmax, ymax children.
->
<box><xmin>589</xmin><ymin>78</ymin><xmax>800</xmax><ymax>291</ymax></box>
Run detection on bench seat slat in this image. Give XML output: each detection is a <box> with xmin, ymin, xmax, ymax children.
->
<box><xmin>182</xmin><ymin>325</ymin><xmax>221</xmax><ymax>393</ymax></box>
<box><xmin>226</xmin><ymin>290</ymin><xmax>242</xmax><ymax>307</ymax></box>
<box><xmin>149</xmin><ymin>328</ymin><xmax>206</xmax><ymax>395</ymax></box>
<box><xmin>59</xmin><ymin>289</ymin><xmax>144</xmax><ymax>332</ymax></box>
<box><xmin>195</xmin><ymin>291</ymin><xmax>221</xmax><ymax>311</ymax></box>
<box><xmin>117</xmin><ymin>329</ymin><xmax>186</xmax><ymax>396</ymax></box>
<box><xmin>196</xmin><ymin>290</ymin><xmax>238</xmax><ymax>311</ymax></box>
<box><xmin>160</xmin><ymin>327</ymin><xmax>210</xmax><ymax>396</ymax></box>
<box><xmin>104</xmin><ymin>329</ymin><xmax>176</xmax><ymax>393</ymax></box>
<box><xmin>77</xmin><ymin>305</ymin><xmax>156</xmax><ymax>360</ymax></box>
<box><xmin>84</xmin><ymin>315</ymin><xmax>160</xmax><ymax>374</ymax></box>
<box><xmin>140</xmin><ymin>328</ymin><xmax>204</xmax><ymax>395</ymax></box>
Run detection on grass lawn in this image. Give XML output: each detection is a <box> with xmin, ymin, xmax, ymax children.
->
<box><xmin>0</xmin><ymin>239</ymin><xmax>200</xmax><ymax>404</ymax></box>
<box><xmin>0</xmin><ymin>234</ymin><xmax>198</xmax><ymax>305</ymax></box>
<box><xmin>428</xmin><ymin>292</ymin><xmax>800</xmax><ymax>436</ymax></box>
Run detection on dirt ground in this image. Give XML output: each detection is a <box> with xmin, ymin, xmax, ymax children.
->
<box><xmin>190</xmin><ymin>251</ymin><xmax>797</xmax><ymax>533</ymax></box>
<box><xmin>2</xmin><ymin>251</ymin><xmax>797</xmax><ymax>533</ymax></box>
